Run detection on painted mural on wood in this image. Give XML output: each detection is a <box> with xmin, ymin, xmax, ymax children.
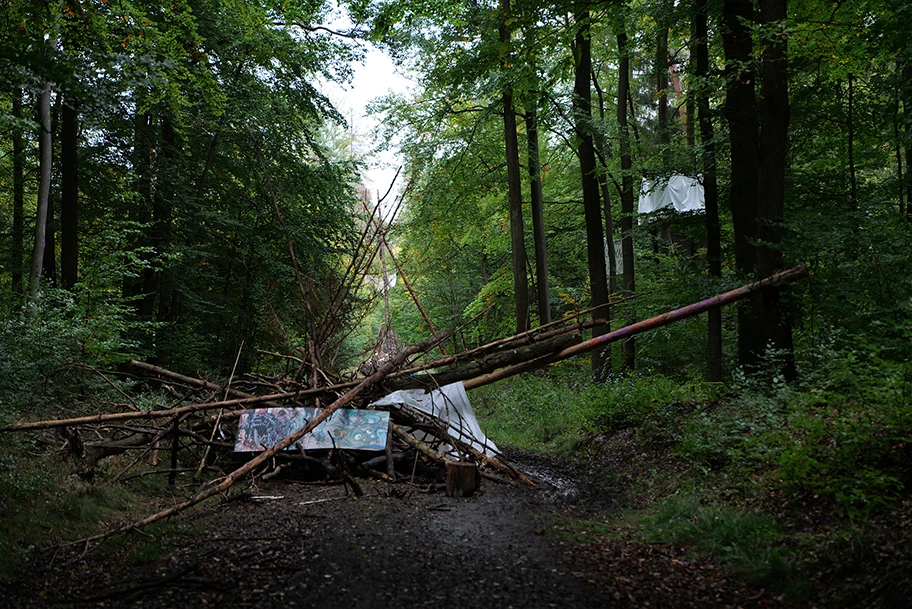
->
<box><xmin>235</xmin><ymin>408</ymin><xmax>389</xmax><ymax>452</ymax></box>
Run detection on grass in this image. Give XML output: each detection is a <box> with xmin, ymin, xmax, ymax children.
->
<box><xmin>471</xmin><ymin>355</ymin><xmax>912</xmax><ymax>604</ymax></box>
<box><xmin>640</xmin><ymin>495</ymin><xmax>797</xmax><ymax>587</ymax></box>
<box><xmin>0</xmin><ymin>432</ymin><xmax>183</xmax><ymax>582</ymax></box>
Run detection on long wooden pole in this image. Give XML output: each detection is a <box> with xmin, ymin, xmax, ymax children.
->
<box><xmin>465</xmin><ymin>266</ymin><xmax>808</xmax><ymax>390</ymax></box>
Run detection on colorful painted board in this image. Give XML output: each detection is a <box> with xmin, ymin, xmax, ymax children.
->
<box><xmin>235</xmin><ymin>408</ymin><xmax>389</xmax><ymax>452</ymax></box>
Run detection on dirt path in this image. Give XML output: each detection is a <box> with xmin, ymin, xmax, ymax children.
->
<box><xmin>6</xmin><ymin>477</ymin><xmax>780</xmax><ymax>609</ymax></box>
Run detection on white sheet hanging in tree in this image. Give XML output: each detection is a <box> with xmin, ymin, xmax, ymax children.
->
<box><xmin>638</xmin><ymin>174</ymin><xmax>705</xmax><ymax>218</ymax></box>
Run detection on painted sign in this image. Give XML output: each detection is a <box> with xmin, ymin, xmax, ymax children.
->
<box><xmin>235</xmin><ymin>408</ymin><xmax>389</xmax><ymax>452</ymax></box>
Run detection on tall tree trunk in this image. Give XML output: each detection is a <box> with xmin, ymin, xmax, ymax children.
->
<box><xmin>617</xmin><ymin>27</ymin><xmax>636</xmax><ymax>371</ymax></box>
<box><xmin>61</xmin><ymin>99</ymin><xmax>79</xmax><ymax>290</ymax></box>
<box><xmin>11</xmin><ymin>89</ymin><xmax>25</xmax><ymax>296</ymax></box>
<box><xmin>847</xmin><ymin>74</ymin><xmax>857</xmax><ymax>215</ymax></box>
<box><xmin>694</xmin><ymin>0</ymin><xmax>723</xmax><ymax>382</ymax></box>
<box><xmin>895</xmin><ymin>96</ymin><xmax>905</xmax><ymax>216</ymax></box>
<box><xmin>42</xmin><ymin>190</ymin><xmax>56</xmax><ymax>287</ymax></box>
<box><xmin>722</xmin><ymin>0</ymin><xmax>763</xmax><ymax>369</ymax></box>
<box><xmin>525</xmin><ymin>100</ymin><xmax>551</xmax><ymax>324</ymax></box>
<box><xmin>656</xmin><ymin>22</ymin><xmax>671</xmax><ymax>169</ymax></box>
<box><xmin>592</xmin><ymin>69</ymin><xmax>618</xmax><ymax>294</ymax></box>
<box><xmin>601</xmin><ymin>179</ymin><xmax>618</xmax><ymax>294</ymax></box>
<box><xmin>142</xmin><ymin>113</ymin><xmax>176</xmax><ymax>333</ymax></box>
<box><xmin>756</xmin><ymin>0</ymin><xmax>796</xmax><ymax>380</ymax></box>
<box><xmin>574</xmin><ymin>8</ymin><xmax>611</xmax><ymax>379</ymax></box>
<box><xmin>124</xmin><ymin>111</ymin><xmax>154</xmax><ymax>317</ymax></box>
<box><xmin>29</xmin><ymin>82</ymin><xmax>53</xmax><ymax>302</ymax></box>
<box><xmin>902</xmin><ymin>62</ymin><xmax>912</xmax><ymax>220</ymax></box>
<box><xmin>500</xmin><ymin>0</ymin><xmax>530</xmax><ymax>334</ymax></box>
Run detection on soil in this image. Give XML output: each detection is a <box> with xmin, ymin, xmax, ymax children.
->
<box><xmin>4</xmin><ymin>457</ymin><xmax>787</xmax><ymax>609</ymax></box>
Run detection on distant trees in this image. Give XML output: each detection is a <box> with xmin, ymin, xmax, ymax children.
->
<box><xmin>367</xmin><ymin>0</ymin><xmax>912</xmax><ymax>380</ymax></box>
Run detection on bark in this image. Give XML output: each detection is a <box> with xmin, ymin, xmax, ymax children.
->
<box><xmin>902</xmin><ymin>62</ymin><xmax>912</xmax><ymax>219</ymax></box>
<box><xmin>11</xmin><ymin>89</ymin><xmax>25</xmax><ymax>296</ymax></box>
<box><xmin>28</xmin><ymin>82</ymin><xmax>53</xmax><ymax>302</ymax></box>
<box><xmin>574</xmin><ymin>9</ymin><xmax>611</xmax><ymax>379</ymax></box>
<box><xmin>61</xmin><ymin>99</ymin><xmax>79</xmax><ymax>290</ymax></box>
<box><xmin>656</xmin><ymin>23</ymin><xmax>671</xmax><ymax>168</ymax></box>
<box><xmin>847</xmin><ymin>73</ymin><xmax>857</xmax><ymax>215</ymax></box>
<box><xmin>526</xmin><ymin>101</ymin><xmax>551</xmax><ymax>324</ymax></box>
<box><xmin>124</xmin><ymin>112</ymin><xmax>153</xmax><ymax>309</ymax></box>
<box><xmin>464</xmin><ymin>266</ymin><xmax>807</xmax><ymax>390</ymax></box>
<box><xmin>42</xmin><ymin>193</ymin><xmax>56</xmax><ymax>286</ymax></box>
<box><xmin>601</xmin><ymin>179</ymin><xmax>618</xmax><ymax>294</ymax></box>
<box><xmin>757</xmin><ymin>0</ymin><xmax>796</xmax><ymax>380</ymax></box>
<box><xmin>694</xmin><ymin>0</ymin><xmax>723</xmax><ymax>382</ymax></box>
<box><xmin>500</xmin><ymin>0</ymin><xmax>530</xmax><ymax>334</ymax></box>
<box><xmin>722</xmin><ymin>0</ymin><xmax>763</xmax><ymax>369</ymax></box>
<box><xmin>141</xmin><ymin>114</ymin><xmax>176</xmax><ymax>324</ymax></box>
<box><xmin>617</xmin><ymin>28</ymin><xmax>636</xmax><ymax>371</ymax></box>
<box><xmin>383</xmin><ymin>331</ymin><xmax>580</xmax><ymax>392</ymax></box>
<box><xmin>591</xmin><ymin>70</ymin><xmax>618</xmax><ymax>294</ymax></box>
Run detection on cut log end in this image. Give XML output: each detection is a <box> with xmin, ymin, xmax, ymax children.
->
<box><xmin>445</xmin><ymin>461</ymin><xmax>479</xmax><ymax>498</ymax></box>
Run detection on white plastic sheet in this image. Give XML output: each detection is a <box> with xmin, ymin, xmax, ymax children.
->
<box><xmin>638</xmin><ymin>174</ymin><xmax>704</xmax><ymax>218</ymax></box>
<box><xmin>370</xmin><ymin>382</ymin><xmax>499</xmax><ymax>457</ymax></box>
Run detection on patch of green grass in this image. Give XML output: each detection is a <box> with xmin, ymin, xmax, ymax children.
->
<box><xmin>473</xmin><ymin>364</ymin><xmax>722</xmax><ymax>456</ymax></box>
<box><xmin>638</xmin><ymin>495</ymin><xmax>802</xmax><ymax>594</ymax></box>
<box><xmin>0</xmin><ymin>437</ymin><xmax>175</xmax><ymax>583</ymax></box>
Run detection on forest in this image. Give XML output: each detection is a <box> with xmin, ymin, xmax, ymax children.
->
<box><xmin>1</xmin><ymin>0</ymin><xmax>911</xmax><ymax>605</ymax></box>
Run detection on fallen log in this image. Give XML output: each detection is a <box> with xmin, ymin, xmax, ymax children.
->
<box><xmin>130</xmin><ymin>361</ymin><xmax>286</xmax><ymax>408</ymax></box>
<box><xmin>464</xmin><ymin>265</ymin><xmax>808</xmax><ymax>390</ymax></box>
<box><xmin>382</xmin><ymin>330</ymin><xmax>580</xmax><ymax>391</ymax></box>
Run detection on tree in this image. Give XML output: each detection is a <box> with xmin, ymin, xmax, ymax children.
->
<box><xmin>721</xmin><ymin>0</ymin><xmax>763</xmax><ymax>369</ymax></box>
<box><xmin>572</xmin><ymin>6</ymin><xmax>611</xmax><ymax>378</ymax></box>
<box><xmin>500</xmin><ymin>0</ymin><xmax>531</xmax><ymax>334</ymax></box>
<box><xmin>617</xmin><ymin>20</ymin><xmax>636</xmax><ymax>371</ymax></box>
<box><xmin>692</xmin><ymin>0</ymin><xmax>722</xmax><ymax>381</ymax></box>
<box><xmin>755</xmin><ymin>0</ymin><xmax>795</xmax><ymax>379</ymax></box>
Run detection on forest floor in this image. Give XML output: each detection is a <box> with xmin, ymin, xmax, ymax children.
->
<box><xmin>3</xmin><ymin>454</ymin><xmax>793</xmax><ymax>609</ymax></box>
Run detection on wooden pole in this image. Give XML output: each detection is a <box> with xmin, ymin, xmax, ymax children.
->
<box><xmin>465</xmin><ymin>266</ymin><xmax>808</xmax><ymax>390</ymax></box>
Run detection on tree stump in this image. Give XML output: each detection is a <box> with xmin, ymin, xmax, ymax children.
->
<box><xmin>445</xmin><ymin>461</ymin><xmax>478</xmax><ymax>497</ymax></box>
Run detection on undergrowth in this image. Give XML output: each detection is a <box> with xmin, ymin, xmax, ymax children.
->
<box><xmin>475</xmin><ymin>341</ymin><xmax>911</xmax><ymax>602</ymax></box>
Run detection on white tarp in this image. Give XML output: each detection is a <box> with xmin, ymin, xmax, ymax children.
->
<box><xmin>638</xmin><ymin>174</ymin><xmax>704</xmax><ymax>219</ymax></box>
<box><xmin>370</xmin><ymin>382</ymin><xmax>499</xmax><ymax>457</ymax></box>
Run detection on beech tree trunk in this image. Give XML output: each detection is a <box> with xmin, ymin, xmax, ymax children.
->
<box><xmin>11</xmin><ymin>89</ymin><xmax>25</xmax><ymax>296</ymax></box>
<box><xmin>574</xmin><ymin>8</ymin><xmax>611</xmax><ymax>379</ymax></box>
<box><xmin>694</xmin><ymin>0</ymin><xmax>723</xmax><ymax>382</ymax></box>
<box><xmin>722</xmin><ymin>0</ymin><xmax>763</xmax><ymax>369</ymax></box>
<box><xmin>591</xmin><ymin>70</ymin><xmax>618</xmax><ymax>295</ymax></box>
<box><xmin>42</xmin><ymin>192</ymin><xmax>56</xmax><ymax>287</ymax></box>
<box><xmin>617</xmin><ymin>28</ymin><xmax>636</xmax><ymax>371</ymax></box>
<box><xmin>526</xmin><ymin>101</ymin><xmax>551</xmax><ymax>325</ymax></box>
<box><xmin>500</xmin><ymin>0</ymin><xmax>530</xmax><ymax>334</ymax></box>
<box><xmin>61</xmin><ymin>99</ymin><xmax>79</xmax><ymax>290</ymax></box>
<box><xmin>28</xmin><ymin>82</ymin><xmax>53</xmax><ymax>302</ymax></box>
<box><xmin>656</xmin><ymin>23</ymin><xmax>671</xmax><ymax>169</ymax></box>
<box><xmin>757</xmin><ymin>0</ymin><xmax>796</xmax><ymax>380</ymax></box>
<box><xmin>124</xmin><ymin>111</ymin><xmax>153</xmax><ymax>310</ymax></box>
<box><xmin>902</xmin><ymin>62</ymin><xmax>912</xmax><ymax>220</ymax></box>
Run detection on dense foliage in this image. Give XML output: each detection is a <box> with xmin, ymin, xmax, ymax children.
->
<box><xmin>0</xmin><ymin>0</ymin><xmax>366</xmax><ymax>391</ymax></box>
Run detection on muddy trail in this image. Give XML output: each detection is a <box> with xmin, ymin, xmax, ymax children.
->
<box><xmin>5</xmin><ymin>462</ymin><xmax>781</xmax><ymax>609</ymax></box>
